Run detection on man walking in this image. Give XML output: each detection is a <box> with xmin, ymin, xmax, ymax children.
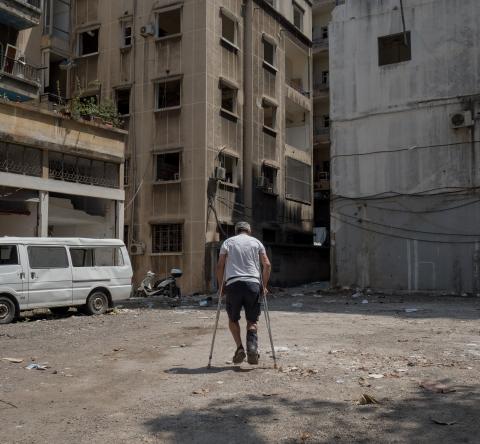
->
<box><xmin>216</xmin><ymin>221</ymin><xmax>271</xmax><ymax>365</ymax></box>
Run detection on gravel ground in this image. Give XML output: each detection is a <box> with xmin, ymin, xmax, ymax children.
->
<box><xmin>1</xmin><ymin>285</ymin><xmax>479</xmax><ymax>443</ymax></box>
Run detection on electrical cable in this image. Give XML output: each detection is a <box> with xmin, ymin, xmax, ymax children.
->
<box><xmin>331</xmin><ymin>213</ymin><xmax>480</xmax><ymax>245</ymax></box>
<box><xmin>330</xmin><ymin>140</ymin><xmax>480</xmax><ymax>161</ymax></box>
<box><xmin>334</xmin><ymin>211</ymin><xmax>480</xmax><ymax>237</ymax></box>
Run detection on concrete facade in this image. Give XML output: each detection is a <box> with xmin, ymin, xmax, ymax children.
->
<box><xmin>0</xmin><ymin>1</ymin><xmax>127</xmax><ymax>244</ymax></box>
<box><xmin>330</xmin><ymin>0</ymin><xmax>480</xmax><ymax>294</ymax></box>
<box><xmin>69</xmin><ymin>0</ymin><xmax>314</xmax><ymax>293</ymax></box>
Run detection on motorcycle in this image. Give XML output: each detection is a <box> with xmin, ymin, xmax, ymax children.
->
<box><xmin>137</xmin><ymin>268</ymin><xmax>182</xmax><ymax>305</ymax></box>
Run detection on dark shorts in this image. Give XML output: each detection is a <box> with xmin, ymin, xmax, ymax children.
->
<box><xmin>225</xmin><ymin>280</ymin><xmax>261</xmax><ymax>322</ymax></box>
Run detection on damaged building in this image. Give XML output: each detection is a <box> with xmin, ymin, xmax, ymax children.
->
<box><xmin>330</xmin><ymin>0</ymin><xmax>480</xmax><ymax>294</ymax></box>
<box><xmin>66</xmin><ymin>0</ymin><xmax>322</xmax><ymax>293</ymax></box>
<box><xmin>0</xmin><ymin>0</ymin><xmax>126</xmax><ymax>240</ymax></box>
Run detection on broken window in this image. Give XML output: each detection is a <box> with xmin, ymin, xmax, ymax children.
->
<box><xmin>378</xmin><ymin>32</ymin><xmax>411</xmax><ymax>66</ymax></box>
<box><xmin>78</xmin><ymin>28</ymin><xmax>99</xmax><ymax>56</ymax></box>
<box><xmin>155</xmin><ymin>152</ymin><xmax>181</xmax><ymax>182</ymax></box>
<box><xmin>221</xmin><ymin>11</ymin><xmax>236</xmax><ymax>47</ymax></box>
<box><xmin>259</xmin><ymin>164</ymin><xmax>277</xmax><ymax>195</ymax></box>
<box><xmin>321</xmin><ymin>70</ymin><xmax>329</xmax><ymax>85</ymax></box>
<box><xmin>219</xmin><ymin>153</ymin><xmax>238</xmax><ymax>185</ymax></box>
<box><xmin>156</xmin><ymin>78</ymin><xmax>181</xmax><ymax>110</ymax></box>
<box><xmin>286</xmin><ymin>157</ymin><xmax>311</xmax><ymax>204</ymax></box>
<box><xmin>152</xmin><ymin>224</ymin><xmax>183</xmax><ymax>253</ymax></box>
<box><xmin>263</xmin><ymin>100</ymin><xmax>277</xmax><ymax>131</ymax></box>
<box><xmin>293</xmin><ymin>2</ymin><xmax>304</xmax><ymax>31</ymax></box>
<box><xmin>323</xmin><ymin>114</ymin><xmax>330</xmax><ymax>128</ymax></box>
<box><xmin>121</xmin><ymin>20</ymin><xmax>132</xmax><ymax>47</ymax></box>
<box><xmin>263</xmin><ymin>38</ymin><xmax>275</xmax><ymax>67</ymax></box>
<box><xmin>115</xmin><ymin>88</ymin><xmax>130</xmax><ymax>115</ymax></box>
<box><xmin>220</xmin><ymin>83</ymin><xmax>237</xmax><ymax>115</ymax></box>
<box><xmin>157</xmin><ymin>7</ymin><xmax>181</xmax><ymax>38</ymax></box>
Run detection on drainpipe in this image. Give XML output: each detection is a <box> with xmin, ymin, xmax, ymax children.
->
<box><xmin>243</xmin><ymin>0</ymin><xmax>253</xmax><ymax>221</ymax></box>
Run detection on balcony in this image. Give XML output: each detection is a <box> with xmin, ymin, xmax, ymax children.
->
<box><xmin>313</xmin><ymin>125</ymin><xmax>330</xmax><ymax>144</ymax></box>
<box><xmin>0</xmin><ymin>56</ymin><xmax>41</xmax><ymax>101</ymax></box>
<box><xmin>0</xmin><ymin>0</ymin><xmax>42</xmax><ymax>30</ymax></box>
<box><xmin>313</xmin><ymin>0</ymin><xmax>345</xmax><ymax>9</ymax></box>
<box><xmin>313</xmin><ymin>81</ymin><xmax>329</xmax><ymax>100</ymax></box>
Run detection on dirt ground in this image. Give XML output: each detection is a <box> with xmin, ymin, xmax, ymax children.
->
<box><xmin>1</xmin><ymin>285</ymin><xmax>480</xmax><ymax>443</ymax></box>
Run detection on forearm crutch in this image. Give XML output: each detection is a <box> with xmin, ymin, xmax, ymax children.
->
<box><xmin>262</xmin><ymin>289</ymin><xmax>277</xmax><ymax>369</ymax></box>
<box><xmin>207</xmin><ymin>281</ymin><xmax>224</xmax><ymax>369</ymax></box>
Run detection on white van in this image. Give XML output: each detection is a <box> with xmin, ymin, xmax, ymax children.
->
<box><xmin>0</xmin><ymin>238</ymin><xmax>133</xmax><ymax>324</ymax></box>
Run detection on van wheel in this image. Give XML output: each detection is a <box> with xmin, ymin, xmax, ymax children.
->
<box><xmin>0</xmin><ymin>296</ymin><xmax>15</xmax><ymax>325</ymax></box>
<box><xmin>84</xmin><ymin>291</ymin><xmax>108</xmax><ymax>315</ymax></box>
<box><xmin>50</xmin><ymin>307</ymin><xmax>70</xmax><ymax>316</ymax></box>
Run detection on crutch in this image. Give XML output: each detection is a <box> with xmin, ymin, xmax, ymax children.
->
<box><xmin>207</xmin><ymin>280</ymin><xmax>224</xmax><ymax>369</ymax></box>
<box><xmin>262</xmin><ymin>288</ymin><xmax>277</xmax><ymax>369</ymax></box>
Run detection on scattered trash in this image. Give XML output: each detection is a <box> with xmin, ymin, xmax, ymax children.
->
<box><xmin>274</xmin><ymin>346</ymin><xmax>290</xmax><ymax>352</ymax></box>
<box><xmin>395</xmin><ymin>368</ymin><xmax>408</xmax><ymax>373</ymax></box>
<box><xmin>361</xmin><ymin>299</ymin><xmax>369</xmax><ymax>304</ymax></box>
<box><xmin>2</xmin><ymin>357</ymin><xmax>23</xmax><ymax>364</ymax></box>
<box><xmin>300</xmin><ymin>432</ymin><xmax>311</xmax><ymax>442</ymax></box>
<box><xmin>291</xmin><ymin>303</ymin><xmax>304</xmax><ymax>308</ymax></box>
<box><xmin>358</xmin><ymin>394</ymin><xmax>380</xmax><ymax>405</ymax></box>
<box><xmin>25</xmin><ymin>363</ymin><xmax>49</xmax><ymax>371</ymax></box>
<box><xmin>405</xmin><ymin>308</ymin><xmax>418</xmax><ymax>313</ymax></box>
<box><xmin>431</xmin><ymin>418</ymin><xmax>457</xmax><ymax>426</ymax></box>
<box><xmin>336</xmin><ymin>379</ymin><xmax>344</xmax><ymax>384</ymax></box>
<box><xmin>358</xmin><ymin>377</ymin><xmax>371</xmax><ymax>387</ymax></box>
<box><xmin>368</xmin><ymin>374</ymin><xmax>384</xmax><ymax>379</ymax></box>
<box><xmin>216</xmin><ymin>381</ymin><xmax>224</xmax><ymax>385</ymax></box>
<box><xmin>192</xmin><ymin>388</ymin><xmax>209</xmax><ymax>395</ymax></box>
<box><xmin>262</xmin><ymin>393</ymin><xmax>279</xmax><ymax>397</ymax></box>
<box><xmin>351</xmin><ymin>292</ymin><xmax>362</xmax><ymax>299</ymax></box>
<box><xmin>180</xmin><ymin>344</ymin><xmax>187</xmax><ymax>348</ymax></box>
<box><xmin>113</xmin><ymin>348</ymin><xmax>125</xmax><ymax>352</ymax></box>
<box><xmin>420</xmin><ymin>380</ymin><xmax>455</xmax><ymax>394</ymax></box>
<box><xmin>328</xmin><ymin>349</ymin><xmax>344</xmax><ymax>355</ymax></box>
<box><xmin>199</xmin><ymin>297</ymin><xmax>213</xmax><ymax>307</ymax></box>
<box><xmin>279</xmin><ymin>366</ymin><xmax>318</xmax><ymax>377</ymax></box>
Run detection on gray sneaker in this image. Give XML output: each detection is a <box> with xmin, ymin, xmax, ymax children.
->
<box><xmin>246</xmin><ymin>331</ymin><xmax>259</xmax><ymax>365</ymax></box>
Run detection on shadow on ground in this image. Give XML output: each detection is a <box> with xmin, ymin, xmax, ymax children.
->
<box><xmin>144</xmin><ymin>383</ymin><xmax>480</xmax><ymax>443</ymax></box>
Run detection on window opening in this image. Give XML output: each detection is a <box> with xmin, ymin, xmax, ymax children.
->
<box><xmin>260</xmin><ymin>164</ymin><xmax>277</xmax><ymax>194</ymax></box>
<box><xmin>155</xmin><ymin>152</ymin><xmax>181</xmax><ymax>182</ymax></box>
<box><xmin>78</xmin><ymin>28</ymin><xmax>99</xmax><ymax>56</ymax></box>
<box><xmin>157</xmin><ymin>7</ymin><xmax>181</xmax><ymax>38</ymax></box>
<box><xmin>378</xmin><ymin>32</ymin><xmax>411</xmax><ymax>66</ymax></box>
<box><xmin>263</xmin><ymin>101</ymin><xmax>277</xmax><ymax>130</ymax></box>
<box><xmin>116</xmin><ymin>88</ymin><xmax>130</xmax><ymax>115</ymax></box>
<box><xmin>263</xmin><ymin>229</ymin><xmax>276</xmax><ymax>243</ymax></box>
<box><xmin>221</xmin><ymin>12</ymin><xmax>236</xmax><ymax>46</ymax></box>
<box><xmin>321</xmin><ymin>26</ymin><xmax>328</xmax><ymax>40</ymax></box>
<box><xmin>152</xmin><ymin>224</ymin><xmax>183</xmax><ymax>253</ymax></box>
<box><xmin>323</xmin><ymin>114</ymin><xmax>330</xmax><ymax>128</ymax></box>
<box><xmin>122</xmin><ymin>21</ymin><xmax>132</xmax><ymax>47</ymax></box>
<box><xmin>263</xmin><ymin>39</ymin><xmax>275</xmax><ymax>67</ymax></box>
<box><xmin>156</xmin><ymin>78</ymin><xmax>181</xmax><ymax>110</ymax></box>
<box><xmin>219</xmin><ymin>153</ymin><xmax>238</xmax><ymax>185</ymax></box>
<box><xmin>220</xmin><ymin>84</ymin><xmax>237</xmax><ymax>114</ymax></box>
<box><xmin>123</xmin><ymin>158</ymin><xmax>130</xmax><ymax>186</ymax></box>
<box><xmin>321</xmin><ymin>70</ymin><xmax>329</xmax><ymax>85</ymax></box>
<box><xmin>293</xmin><ymin>2</ymin><xmax>304</xmax><ymax>31</ymax></box>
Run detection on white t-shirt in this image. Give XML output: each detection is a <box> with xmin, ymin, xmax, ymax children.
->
<box><xmin>220</xmin><ymin>234</ymin><xmax>266</xmax><ymax>286</ymax></box>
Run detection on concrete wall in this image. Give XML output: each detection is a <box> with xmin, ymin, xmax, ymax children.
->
<box><xmin>330</xmin><ymin>0</ymin><xmax>480</xmax><ymax>293</ymax></box>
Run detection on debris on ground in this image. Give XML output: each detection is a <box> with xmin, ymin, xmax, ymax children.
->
<box><xmin>358</xmin><ymin>394</ymin><xmax>380</xmax><ymax>405</ymax></box>
<box><xmin>2</xmin><ymin>357</ymin><xmax>23</xmax><ymax>363</ymax></box>
<box><xmin>300</xmin><ymin>432</ymin><xmax>312</xmax><ymax>442</ymax></box>
<box><xmin>431</xmin><ymin>418</ymin><xmax>457</xmax><ymax>426</ymax></box>
<box><xmin>291</xmin><ymin>303</ymin><xmax>304</xmax><ymax>308</ymax></box>
<box><xmin>405</xmin><ymin>308</ymin><xmax>419</xmax><ymax>313</ymax></box>
<box><xmin>368</xmin><ymin>374</ymin><xmax>384</xmax><ymax>379</ymax></box>
<box><xmin>199</xmin><ymin>297</ymin><xmax>213</xmax><ymax>307</ymax></box>
<box><xmin>358</xmin><ymin>377</ymin><xmax>371</xmax><ymax>387</ymax></box>
<box><xmin>361</xmin><ymin>299</ymin><xmax>369</xmax><ymax>304</ymax></box>
<box><xmin>420</xmin><ymin>380</ymin><xmax>456</xmax><ymax>394</ymax></box>
<box><xmin>274</xmin><ymin>346</ymin><xmax>290</xmax><ymax>352</ymax></box>
<box><xmin>279</xmin><ymin>366</ymin><xmax>318</xmax><ymax>377</ymax></box>
<box><xmin>192</xmin><ymin>388</ymin><xmax>209</xmax><ymax>396</ymax></box>
<box><xmin>25</xmin><ymin>363</ymin><xmax>49</xmax><ymax>371</ymax></box>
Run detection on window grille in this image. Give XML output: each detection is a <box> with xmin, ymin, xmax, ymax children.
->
<box><xmin>152</xmin><ymin>224</ymin><xmax>183</xmax><ymax>253</ymax></box>
<box><xmin>0</xmin><ymin>142</ymin><xmax>42</xmax><ymax>177</ymax></box>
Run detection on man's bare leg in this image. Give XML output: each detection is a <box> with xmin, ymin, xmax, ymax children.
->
<box><xmin>229</xmin><ymin>320</ymin><xmax>242</xmax><ymax>348</ymax></box>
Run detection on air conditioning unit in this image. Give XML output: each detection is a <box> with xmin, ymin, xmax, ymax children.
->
<box><xmin>215</xmin><ymin>166</ymin><xmax>226</xmax><ymax>181</ymax></box>
<box><xmin>129</xmin><ymin>243</ymin><xmax>145</xmax><ymax>256</ymax></box>
<box><xmin>450</xmin><ymin>111</ymin><xmax>473</xmax><ymax>129</ymax></box>
<box><xmin>140</xmin><ymin>24</ymin><xmax>155</xmax><ymax>37</ymax></box>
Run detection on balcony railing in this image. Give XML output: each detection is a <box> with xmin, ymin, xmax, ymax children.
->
<box><xmin>1</xmin><ymin>56</ymin><xmax>41</xmax><ymax>85</ymax></box>
<box><xmin>286</xmin><ymin>79</ymin><xmax>310</xmax><ymax>98</ymax></box>
<box><xmin>313</xmin><ymin>37</ymin><xmax>329</xmax><ymax>50</ymax></box>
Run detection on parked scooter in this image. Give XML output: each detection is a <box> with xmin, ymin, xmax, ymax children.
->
<box><xmin>137</xmin><ymin>269</ymin><xmax>182</xmax><ymax>305</ymax></box>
